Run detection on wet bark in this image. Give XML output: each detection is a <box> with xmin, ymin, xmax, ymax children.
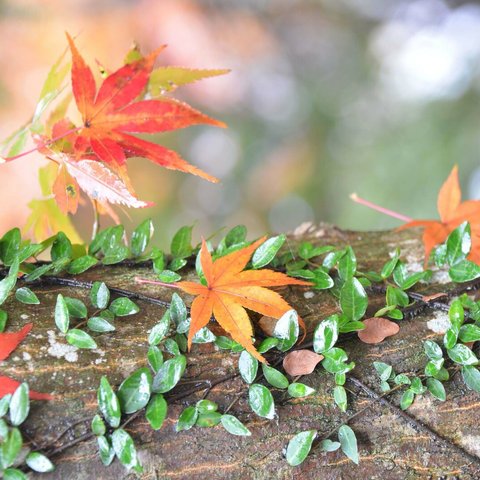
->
<box><xmin>2</xmin><ymin>222</ymin><xmax>480</xmax><ymax>479</ymax></box>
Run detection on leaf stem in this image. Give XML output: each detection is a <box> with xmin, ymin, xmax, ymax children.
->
<box><xmin>3</xmin><ymin>126</ymin><xmax>83</xmax><ymax>162</ymax></box>
<box><xmin>350</xmin><ymin>193</ymin><xmax>413</xmax><ymax>222</ymax></box>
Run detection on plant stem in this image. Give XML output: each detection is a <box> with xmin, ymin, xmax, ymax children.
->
<box><xmin>350</xmin><ymin>193</ymin><xmax>413</xmax><ymax>222</ymax></box>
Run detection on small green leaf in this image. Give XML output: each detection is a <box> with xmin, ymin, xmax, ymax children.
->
<box><xmin>111</xmin><ymin>428</ymin><xmax>142</xmax><ymax>472</ymax></box>
<box><xmin>334</xmin><ymin>385</ymin><xmax>348</xmax><ymax>412</ymax></box>
<box><xmin>462</xmin><ymin>366</ymin><xmax>480</xmax><ymax>392</ymax></box>
<box><xmin>147</xmin><ymin>346</ymin><xmax>163</xmax><ymax>372</ymax></box>
<box><xmin>9</xmin><ymin>383</ymin><xmax>29</xmax><ymax>426</ymax></box>
<box><xmin>91</xmin><ymin>414</ymin><xmax>106</xmax><ymax>436</ymax></box>
<box><xmin>118</xmin><ymin>368</ymin><xmax>152</xmax><ymax>414</ymax></box>
<box><xmin>313</xmin><ymin>315</ymin><xmax>339</xmax><ymax>354</ymax></box>
<box><xmin>148</xmin><ymin>312</ymin><xmax>171</xmax><ymax>345</ymax></box>
<box><xmin>426</xmin><ymin>378</ymin><xmax>446</xmax><ymax>401</ymax></box>
<box><xmin>131</xmin><ymin>218</ymin><xmax>154</xmax><ymax>257</ymax></box>
<box><xmin>87</xmin><ymin>316</ymin><xmax>115</xmax><ymax>333</ymax></box>
<box><xmin>447</xmin><ymin>344</ymin><xmax>478</xmax><ymax>365</ymax></box>
<box><xmin>338</xmin><ymin>425</ymin><xmax>359</xmax><ymax>464</ymax></box>
<box><xmin>195</xmin><ymin>411</ymin><xmax>222</xmax><ymax>427</ymax></box>
<box><xmin>248</xmin><ymin>384</ymin><xmax>275</xmax><ymax>419</ymax></box>
<box><xmin>176</xmin><ymin>406</ymin><xmax>198</xmax><ymax>432</ymax></box>
<box><xmin>446</xmin><ymin>221</ymin><xmax>471</xmax><ymax>265</ymax></box>
<box><xmin>0</xmin><ymin>394</ymin><xmax>11</xmax><ymax>416</ymax></box>
<box><xmin>66</xmin><ymin>329</ymin><xmax>97</xmax><ymax>349</ymax></box>
<box><xmin>340</xmin><ymin>278</ymin><xmax>368</xmax><ymax>321</ymax></box>
<box><xmin>51</xmin><ymin>232</ymin><xmax>72</xmax><ymax>261</ymax></box>
<box><xmin>338</xmin><ymin>246</ymin><xmax>357</xmax><ymax>280</ymax></box>
<box><xmin>239</xmin><ymin>351</ymin><xmax>258</xmax><ymax>384</ymax></box>
<box><xmin>66</xmin><ymin>255</ymin><xmax>98</xmax><ymax>274</ymax></box>
<box><xmin>262</xmin><ymin>364</ymin><xmax>289</xmax><ymax>389</ymax></box>
<box><xmin>171</xmin><ymin>225</ymin><xmax>193</xmax><ymax>259</ymax></box>
<box><xmin>157</xmin><ymin>270</ymin><xmax>182</xmax><ymax>283</ymax></box>
<box><xmin>424</xmin><ymin>340</ymin><xmax>443</xmax><ymax>360</ymax></box>
<box><xmin>394</xmin><ymin>374</ymin><xmax>411</xmax><ymax>385</ymax></box>
<box><xmin>97</xmin><ymin>435</ymin><xmax>115</xmax><ymax>466</ymax></box>
<box><xmin>192</xmin><ymin>326</ymin><xmax>216</xmax><ymax>343</ymax></box>
<box><xmin>0</xmin><ymin>259</ymin><xmax>19</xmax><ymax>306</ymax></box>
<box><xmin>449</xmin><ymin>260</ymin><xmax>480</xmax><ymax>282</ymax></box>
<box><xmin>221</xmin><ymin>414</ymin><xmax>251</xmax><ymax>436</ymax></box>
<box><xmin>258</xmin><ymin>337</ymin><xmax>279</xmax><ymax>353</ymax></box>
<box><xmin>170</xmin><ymin>293</ymin><xmax>187</xmax><ymax>325</ymax></box>
<box><xmin>459</xmin><ymin>324</ymin><xmax>480</xmax><ymax>343</ymax></box>
<box><xmin>25</xmin><ymin>452</ymin><xmax>55</xmax><ymax>473</ymax></box>
<box><xmin>146</xmin><ymin>394</ymin><xmax>168</xmax><ymax>430</ymax></box>
<box><xmin>15</xmin><ymin>287</ymin><xmax>39</xmax><ymax>305</ymax></box>
<box><xmin>90</xmin><ymin>281</ymin><xmax>110</xmax><ymax>309</ymax></box>
<box><xmin>252</xmin><ymin>235</ymin><xmax>286</xmax><ymax>269</ymax></box>
<box><xmin>286</xmin><ymin>430</ymin><xmax>317</xmax><ymax>466</ymax></box>
<box><xmin>196</xmin><ymin>399</ymin><xmax>218</xmax><ymax>414</ymax></box>
<box><xmin>64</xmin><ymin>297</ymin><xmax>87</xmax><ymax>318</ymax></box>
<box><xmin>381</xmin><ymin>249</ymin><xmax>400</xmax><ymax>279</ymax></box>
<box><xmin>3</xmin><ymin>468</ymin><xmax>28</xmax><ymax>480</ymax></box>
<box><xmin>287</xmin><ymin>383</ymin><xmax>315</xmax><ymax>398</ymax></box>
<box><xmin>400</xmin><ymin>389</ymin><xmax>415</xmax><ymax>410</ymax></box>
<box><xmin>320</xmin><ymin>439</ymin><xmax>341</xmax><ymax>452</ymax></box>
<box><xmin>97</xmin><ymin>376</ymin><xmax>121</xmax><ymax>428</ymax></box>
<box><xmin>152</xmin><ymin>355</ymin><xmax>187</xmax><ymax>393</ymax></box>
<box><xmin>109</xmin><ymin>297</ymin><xmax>140</xmax><ymax>316</ymax></box>
<box><xmin>1</xmin><ymin>427</ymin><xmax>22</xmax><ymax>468</ymax></box>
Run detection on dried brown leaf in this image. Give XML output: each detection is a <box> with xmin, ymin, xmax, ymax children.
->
<box><xmin>282</xmin><ymin>349</ymin><xmax>323</xmax><ymax>376</ymax></box>
<box><xmin>357</xmin><ymin>317</ymin><xmax>400</xmax><ymax>344</ymax></box>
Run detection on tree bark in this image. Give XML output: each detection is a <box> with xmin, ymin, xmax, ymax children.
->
<box><xmin>2</xmin><ymin>222</ymin><xmax>480</xmax><ymax>479</ymax></box>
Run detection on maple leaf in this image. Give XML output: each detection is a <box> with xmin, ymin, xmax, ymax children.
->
<box><xmin>139</xmin><ymin>238</ymin><xmax>312</xmax><ymax>362</ymax></box>
<box><xmin>65</xmin><ymin>33</ymin><xmax>224</xmax><ymax>183</ymax></box>
<box><xmin>398</xmin><ymin>166</ymin><xmax>480</xmax><ymax>263</ymax></box>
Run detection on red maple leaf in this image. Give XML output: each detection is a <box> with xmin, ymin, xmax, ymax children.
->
<box><xmin>65</xmin><ymin>33</ymin><xmax>224</xmax><ymax>183</ymax></box>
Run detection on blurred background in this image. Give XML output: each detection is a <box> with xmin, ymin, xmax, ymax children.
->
<box><xmin>1</xmin><ymin>0</ymin><xmax>480</xmax><ymax>247</ymax></box>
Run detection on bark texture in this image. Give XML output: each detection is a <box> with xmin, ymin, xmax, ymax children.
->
<box><xmin>2</xmin><ymin>222</ymin><xmax>480</xmax><ymax>479</ymax></box>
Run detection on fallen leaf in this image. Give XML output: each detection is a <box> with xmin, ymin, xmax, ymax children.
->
<box><xmin>357</xmin><ymin>317</ymin><xmax>399</xmax><ymax>344</ymax></box>
<box><xmin>0</xmin><ymin>376</ymin><xmax>53</xmax><ymax>400</ymax></box>
<box><xmin>283</xmin><ymin>350</ymin><xmax>323</xmax><ymax>376</ymax></box>
<box><xmin>399</xmin><ymin>166</ymin><xmax>480</xmax><ymax>264</ymax></box>
<box><xmin>138</xmin><ymin>238</ymin><xmax>312</xmax><ymax>362</ymax></box>
<box><xmin>0</xmin><ymin>323</ymin><xmax>33</xmax><ymax>361</ymax></box>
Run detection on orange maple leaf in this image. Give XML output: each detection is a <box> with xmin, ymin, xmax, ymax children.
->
<box><xmin>398</xmin><ymin>166</ymin><xmax>480</xmax><ymax>264</ymax></box>
<box><xmin>137</xmin><ymin>238</ymin><xmax>312</xmax><ymax>362</ymax></box>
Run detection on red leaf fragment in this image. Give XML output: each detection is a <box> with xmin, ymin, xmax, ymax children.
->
<box><xmin>0</xmin><ymin>323</ymin><xmax>33</xmax><ymax>361</ymax></box>
<box><xmin>282</xmin><ymin>350</ymin><xmax>323</xmax><ymax>376</ymax></box>
<box><xmin>0</xmin><ymin>376</ymin><xmax>53</xmax><ymax>400</ymax></box>
<box><xmin>357</xmin><ymin>317</ymin><xmax>400</xmax><ymax>344</ymax></box>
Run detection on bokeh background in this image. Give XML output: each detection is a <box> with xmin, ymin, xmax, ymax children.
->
<box><xmin>1</xmin><ymin>0</ymin><xmax>480</xmax><ymax>247</ymax></box>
